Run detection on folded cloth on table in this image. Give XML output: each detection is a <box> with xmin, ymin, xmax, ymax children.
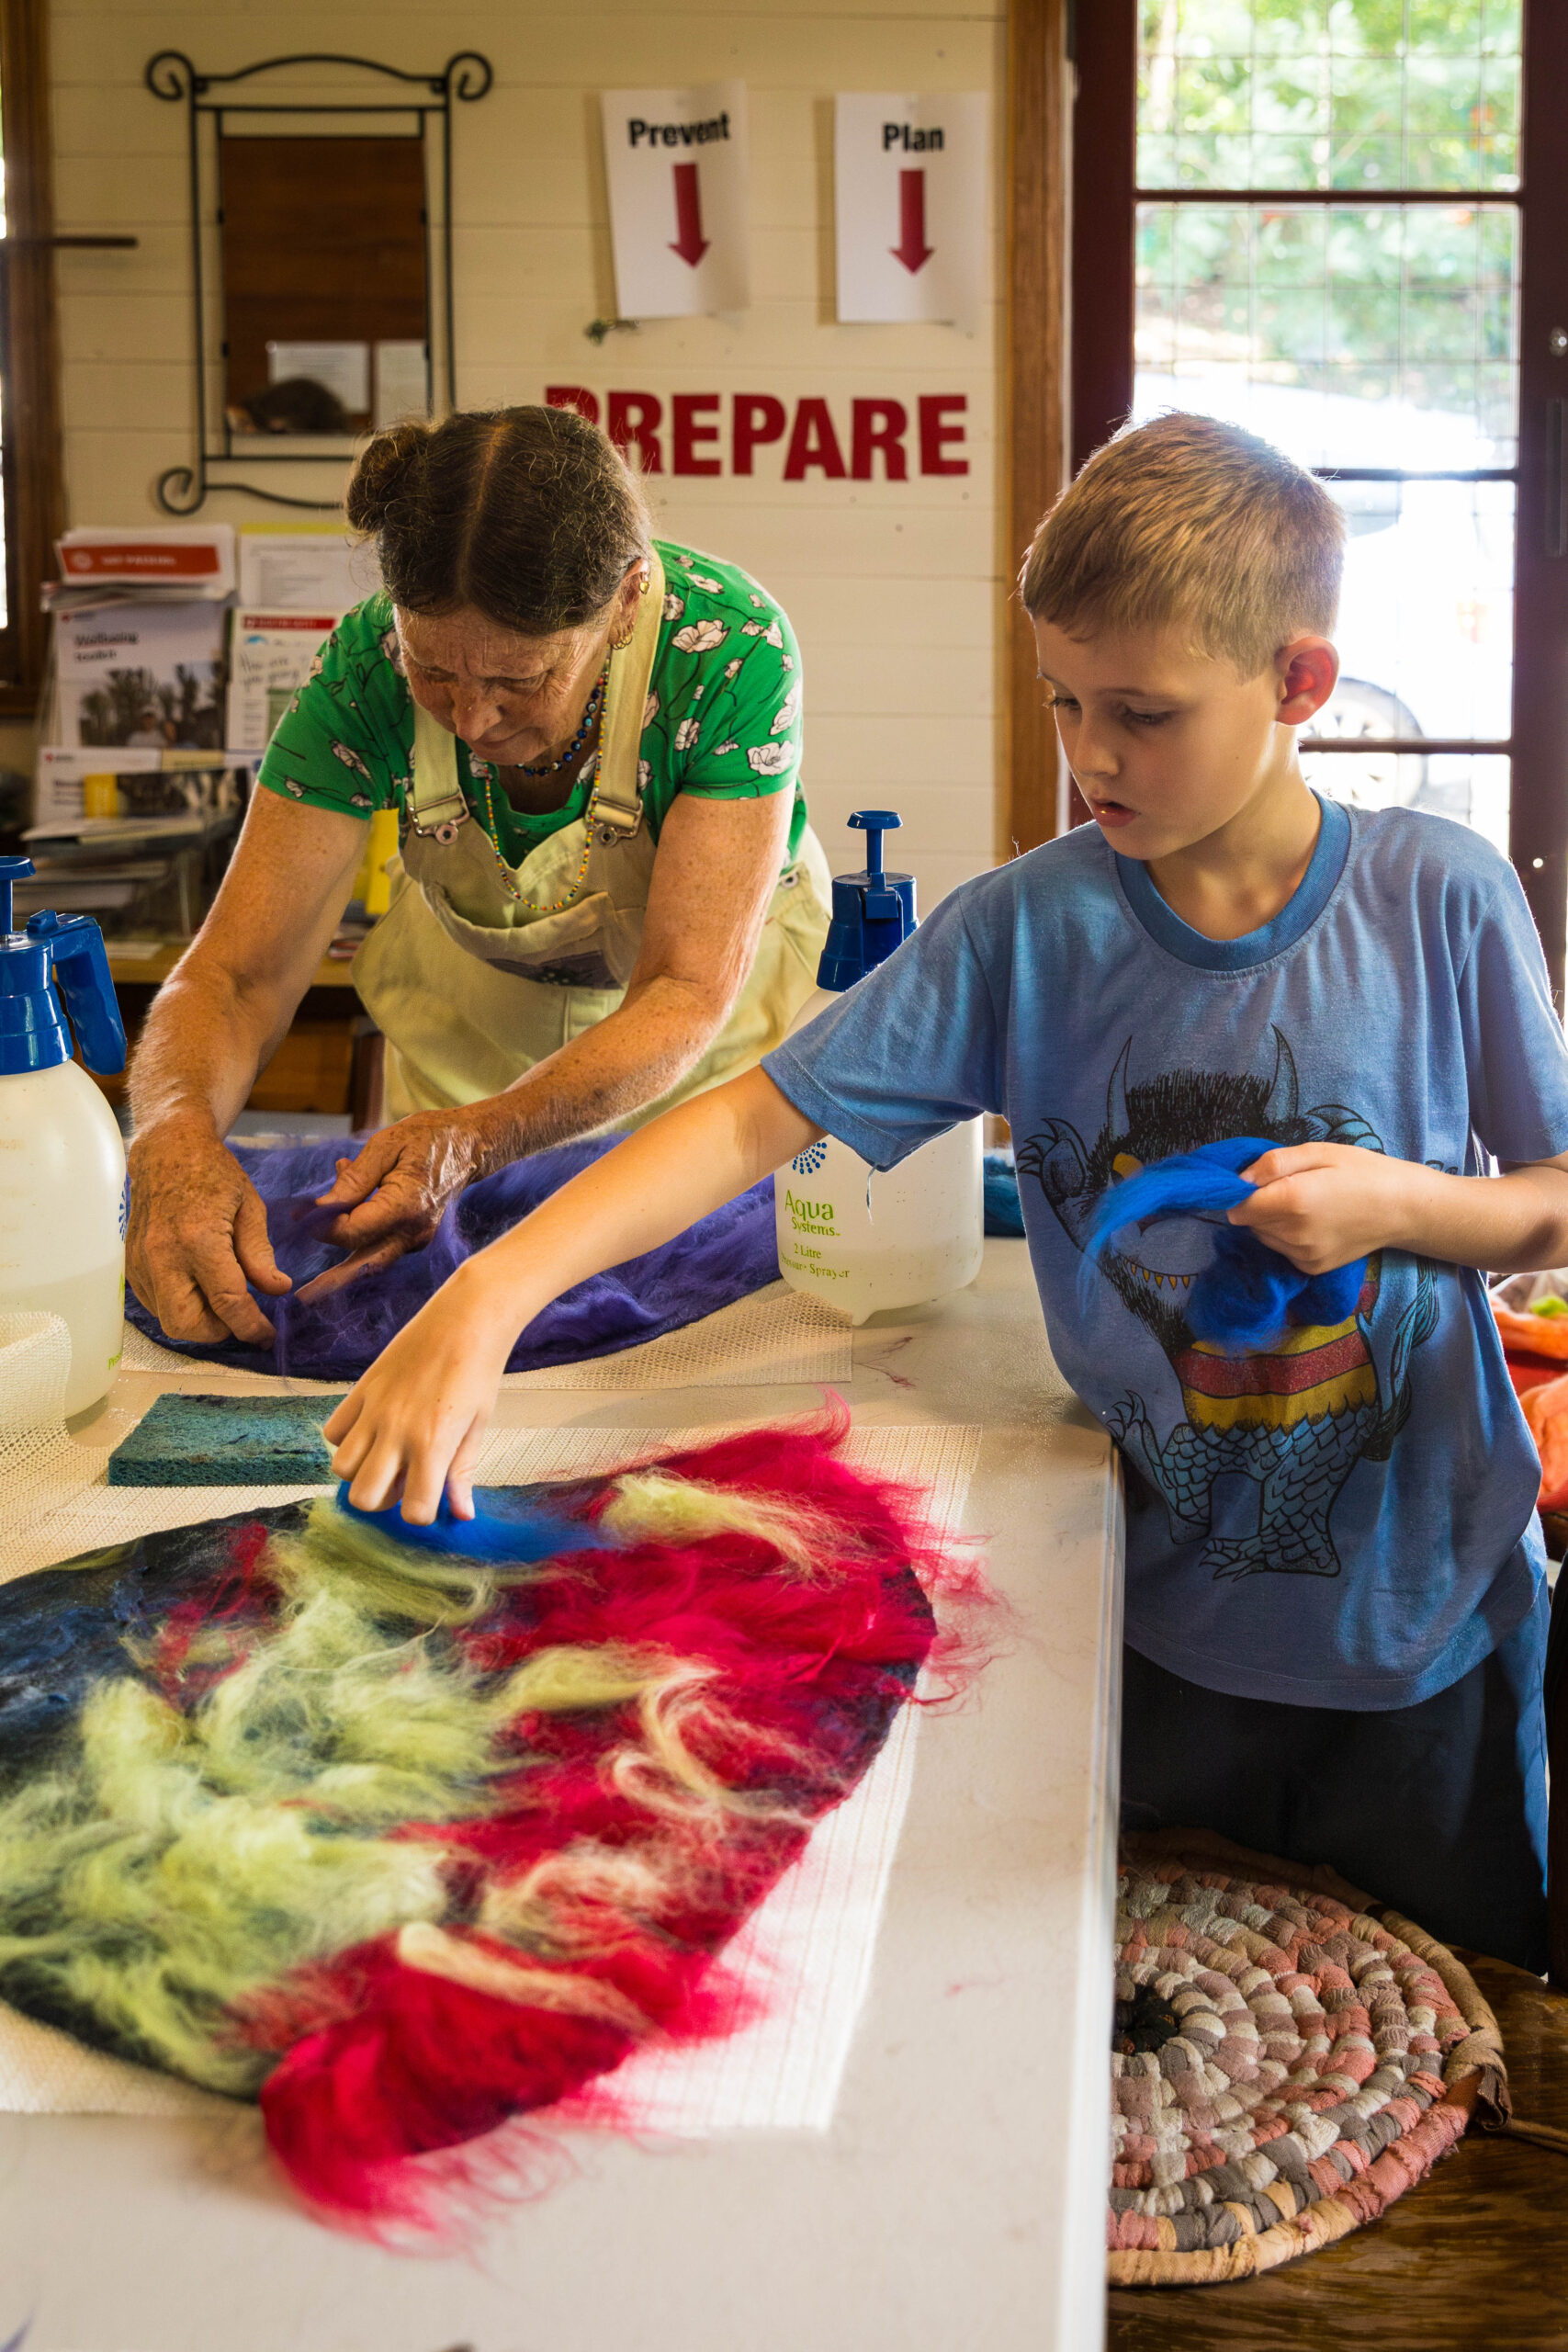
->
<box><xmin>1522</xmin><ymin>1374</ymin><xmax>1568</xmax><ymax>1512</ymax></box>
<box><xmin>125</xmin><ymin>1135</ymin><xmax>780</xmax><ymax>1383</ymax></box>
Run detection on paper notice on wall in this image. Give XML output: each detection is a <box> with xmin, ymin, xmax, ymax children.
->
<box><xmin>235</xmin><ymin>527</ymin><xmax>374</xmax><ymax>616</ymax></box>
<box><xmin>834</xmin><ymin>93</ymin><xmax>988</xmax><ymax>334</ymax></box>
<box><xmin>375</xmin><ymin>341</ymin><xmax>429</xmax><ymax>427</ymax></box>
<box><xmin>226</xmin><ymin>614</ymin><xmax>338</xmax><ymax>756</ymax></box>
<box><xmin>54</xmin><ymin>526</ymin><xmax>235</xmax><ymax>601</ymax></box>
<box><xmin>601</xmin><ymin>80</ymin><xmax>749</xmax><ymax>319</ymax></box>
<box><xmin>52</xmin><ymin>602</ymin><xmax>228</xmax><ymax>753</ymax></box>
<box><xmin>265</xmin><ymin>341</ymin><xmax>369</xmax><ymax>414</ymax></box>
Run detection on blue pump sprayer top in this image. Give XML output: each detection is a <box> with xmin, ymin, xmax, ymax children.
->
<box><xmin>816</xmin><ymin>810</ymin><xmax>916</xmax><ymax>992</ymax></box>
<box><xmin>0</xmin><ymin>855</ymin><xmax>126</xmax><ymax>1079</ymax></box>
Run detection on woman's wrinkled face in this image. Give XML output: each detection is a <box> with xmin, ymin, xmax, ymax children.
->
<box><xmin>396</xmin><ymin>603</ymin><xmax>611</xmax><ymax>765</ymax></box>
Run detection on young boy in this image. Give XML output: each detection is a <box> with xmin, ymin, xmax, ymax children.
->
<box><xmin>327</xmin><ymin>413</ymin><xmax>1568</xmax><ymax>1971</ymax></box>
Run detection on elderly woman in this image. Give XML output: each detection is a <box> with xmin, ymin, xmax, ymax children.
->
<box><xmin>127</xmin><ymin>405</ymin><xmax>829</xmax><ymax>1346</ymax></box>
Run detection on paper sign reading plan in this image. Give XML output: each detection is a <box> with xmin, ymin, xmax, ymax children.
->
<box><xmin>835</xmin><ymin>93</ymin><xmax>988</xmax><ymax>334</ymax></box>
<box><xmin>602</xmin><ymin>81</ymin><xmax>749</xmax><ymax>319</ymax></box>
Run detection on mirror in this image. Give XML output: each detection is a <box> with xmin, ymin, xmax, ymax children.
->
<box><xmin>145</xmin><ymin>51</ymin><xmax>491</xmax><ymax>510</ymax></box>
<box><xmin>219</xmin><ymin>134</ymin><xmax>430</xmax><ymax>441</ymax></box>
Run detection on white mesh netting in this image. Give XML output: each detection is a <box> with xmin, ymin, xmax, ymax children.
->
<box><xmin>118</xmin><ymin>1280</ymin><xmax>854</xmax><ymax>1392</ymax></box>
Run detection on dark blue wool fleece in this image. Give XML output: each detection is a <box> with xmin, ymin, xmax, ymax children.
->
<box><xmin>1084</xmin><ymin>1136</ymin><xmax>1366</xmax><ymax>1352</ymax></box>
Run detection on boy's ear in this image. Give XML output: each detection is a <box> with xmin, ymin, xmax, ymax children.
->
<box><xmin>1274</xmin><ymin>636</ymin><xmax>1339</xmax><ymax>728</ymax></box>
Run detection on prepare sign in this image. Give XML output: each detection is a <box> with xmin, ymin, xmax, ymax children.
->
<box><xmin>835</xmin><ymin>93</ymin><xmax>988</xmax><ymax>334</ymax></box>
<box><xmin>601</xmin><ymin>80</ymin><xmax>750</xmax><ymax>319</ymax></box>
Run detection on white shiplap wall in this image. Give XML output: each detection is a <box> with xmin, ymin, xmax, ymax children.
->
<box><xmin>41</xmin><ymin>0</ymin><xmax>1007</xmax><ymax>907</ymax></box>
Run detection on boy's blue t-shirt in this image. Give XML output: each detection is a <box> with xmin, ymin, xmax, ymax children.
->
<box><xmin>763</xmin><ymin>799</ymin><xmax>1568</xmax><ymax>1712</ymax></box>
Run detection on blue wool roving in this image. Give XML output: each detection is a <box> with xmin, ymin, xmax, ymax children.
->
<box><xmin>333</xmin><ymin>1483</ymin><xmax>605</xmax><ymax>1562</ymax></box>
<box><xmin>1084</xmin><ymin>1136</ymin><xmax>1366</xmax><ymax>1352</ymax></box>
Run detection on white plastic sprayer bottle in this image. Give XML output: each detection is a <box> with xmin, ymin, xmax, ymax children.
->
<box><xmin>0</xmin><ymin>856</ymin><xmax>128</xmax><ymax>1419</ymax></box>
<box><xmin>775</xmin><ymin>809</ymin><xmax>982</xmax><ymax>1324</ymax></box>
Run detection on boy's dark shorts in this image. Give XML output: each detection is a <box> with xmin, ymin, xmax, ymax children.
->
<box><xmin>1121</xmin><ymin>1578</ymin><xmax>1551</xmax><ymax>1974</ymax></box>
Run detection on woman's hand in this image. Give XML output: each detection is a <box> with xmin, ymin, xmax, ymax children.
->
<box><xmin>297</xmin><ymin>1104</ymin><xmax>501</xmax><ymax>1299</ymax></box>
<box><xmin>1229</xmin><ymin>1143</ymin><xmax>1420</xmax><ymax>1273</ymax></box>
<box><xmin>127</xmin><ymin>1115</ymin><xmax>292</xmax><ymax>1345</ymax></box>
<box><xmin>323</xmin><ymin>1268</ymin><xmax>518</xmax><ymax>1521</ymax></box>
<box><xmin>324</xmin><ymin>1068</ymin><xmax>816</xmax><ymax>1519</ymax></box>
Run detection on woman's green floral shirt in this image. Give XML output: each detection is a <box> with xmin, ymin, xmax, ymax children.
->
<box><xmin>257</xmin><ymin>537</ymin><xmax>807</xmax><ymax>865</ymax></box>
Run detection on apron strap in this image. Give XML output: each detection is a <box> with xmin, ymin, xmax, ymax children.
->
<box><xmin>409</xmin><ymin>701</ymin><xmax>469</xmax><ymax>842</ymax></box>
<box><xmin>593</xmin><ymin>547</ymin><xmax>666</xmax><ymax>841</ymax></box>
<box><xmin>406</xmin><ymin>545</ymin><xmax>665</xmax><ymax>846</ymax></box>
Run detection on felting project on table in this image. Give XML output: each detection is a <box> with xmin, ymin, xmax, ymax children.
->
<box><xmin>0</xmin><ymin>1411</ymin><xmax>970</xmax><ymax>2233</ymax></box>
<box><xmin>124</xmin><ymin>1135</ymin><xmax>781</xmax><ymax>1382</ymax></box>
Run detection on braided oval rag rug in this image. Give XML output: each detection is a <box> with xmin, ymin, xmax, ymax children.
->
<box><xmin>1109</xmin><ymin>1835</ymin><xmax>1507</xmax><ymax>2286</ymax></box>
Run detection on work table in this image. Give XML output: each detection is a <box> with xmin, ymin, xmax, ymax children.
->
<box><xmin>0</xmin><ymin>1240</ymin><xmax>1122</xmax><ymax>2352</ymax></box>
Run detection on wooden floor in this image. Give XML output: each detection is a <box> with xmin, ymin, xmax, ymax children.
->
<box><xmin>1107</xmin><ymin>1953</ymin><xmax>1568</xmax><ymax>2352</ymax></box>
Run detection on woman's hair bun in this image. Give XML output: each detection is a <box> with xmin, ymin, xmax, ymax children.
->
<box><xmin>343</xmin><ymin>405</ymin><xmax>653</xmax><ymax>635</ymax></box>
<box><xmin>344</xmin><ymin>420</ymin><xmax>432</xmax><ymax>536</ymax></box>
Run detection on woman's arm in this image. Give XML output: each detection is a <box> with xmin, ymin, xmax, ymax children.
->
<box><xmin>303</xmin><ymin>786</ymin><xmax>796</xmax><ymax>1287</ymax></box>
<box><xmin>126</xmin><ymin>790</ymin><xmax>367</xmax><ymax>1341</ymax></box>
<box><xmin>324</xmin><ymin>1064</ymin><xmax>821</xmax><ymax>1518</ymax></box>
<box><xmin>1232</xmin><ymin>1141</ymin><xmax>1568</xmax><ymax>1274</ymax></box>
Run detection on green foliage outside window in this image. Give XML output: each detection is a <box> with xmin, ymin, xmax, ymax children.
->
<box><xmin>1136</xmin><ymin>2</ymin><xmax>1521</xmax><ymax>435</ymax></box>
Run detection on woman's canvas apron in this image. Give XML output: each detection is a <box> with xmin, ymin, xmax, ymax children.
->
<box><xmin>353</xmin><ymin>549</ymin><xmax>830</xmax><ymax>1122</ymax></box>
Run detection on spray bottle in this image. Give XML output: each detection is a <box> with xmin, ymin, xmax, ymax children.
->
<box><xmin>0</xmin><ymin>855</ymin><xmax>129</xmax><ymax>1418</ymax></box>
<box><xmin>775</xmin><ymin>811</ymin><xmax>982</xmax><ymax>1324</ymax></box>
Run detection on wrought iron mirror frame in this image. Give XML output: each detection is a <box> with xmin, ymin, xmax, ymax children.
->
<box><xmin>145</xmin><ymin>49</ymin><xmax>492</xmax><ymax>514</ymax></box>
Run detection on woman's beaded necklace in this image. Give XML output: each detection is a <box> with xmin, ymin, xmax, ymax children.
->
<box><xmin>477</xmin><ymin>657</ymin><xmax>610</xmax><ymax>914</ymax></box>
<box><xmin>515</xmin><ymin>663</ymin><xmax>606</xmax><ymax>776</ymax></box>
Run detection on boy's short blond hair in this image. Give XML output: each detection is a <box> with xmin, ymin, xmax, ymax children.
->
<box><xmin>1020</xmin><ymin>412</ymin><xmax>1345</xmax><ymax>677</ymax></box>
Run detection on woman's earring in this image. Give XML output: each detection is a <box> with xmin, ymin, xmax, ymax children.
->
<box><xmin>610</xmin><ymin>622</ymin><xmax>636</xmax><ymax>650</ymax></box>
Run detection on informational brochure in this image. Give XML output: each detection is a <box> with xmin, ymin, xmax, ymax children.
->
<box><xmin>32</xmin><ymin>749</ymin><xmax>243</xmax><ymax>828</ymax></box>
<box><xmin>52</xmin><ymin>601</ymin><xmax>227</xmax><ymax>752</ymax></box>
<box><xmin>227</xmin><ymin>612</ymin><xmax>338</xmax><ymax>755</ymax></box>
<box><xmin>52</xmin><ymin>524</ymin><xmax>236</xmax><ymax>601</ymax></box>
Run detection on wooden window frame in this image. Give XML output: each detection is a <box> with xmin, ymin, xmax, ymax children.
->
<box><xmin>1066</xmin><ymin>0</ymin><xmax>1568</xmax><ymax>1001</ymax></box>
<box><xmin>0</xmin><ymin>0</ymin><xmax>64</xmax><ymax>713</ymax></box>
<box><xmin>1005</xmin><ymin>0</ymin><xmax>1071</xmax><ymax>856</ymax></box>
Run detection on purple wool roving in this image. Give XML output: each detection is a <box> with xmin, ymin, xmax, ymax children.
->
<box><xmin>126</xmin><ymin>1135</ymin><xmax>781</xmax><ymax>1380</ymax></box>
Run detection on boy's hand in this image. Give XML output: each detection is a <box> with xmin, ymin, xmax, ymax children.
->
<box><xmin>322</xmin><ymin>1269</ymin><xmax>518</xmax><ymax>1523</ymax></box>
<box><xmin>1228</xmin><ymin>1142</ymin><xmax>1419</xmax><ymax>1273</ymax></box>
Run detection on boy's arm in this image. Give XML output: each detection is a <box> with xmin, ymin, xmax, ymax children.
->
<box><xmin>1231</xmin><ymin>1142</ymin><xmax>1568</xmax><ymax>1277</ymax></box>
<box><xmin>324</xmin><ymin>1067</ymin><xmax>820</xmax><ymax>1522</ymax></box>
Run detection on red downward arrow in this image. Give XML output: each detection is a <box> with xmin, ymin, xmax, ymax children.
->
<box><xmin>890</xmin><ymin>169</ymin><xmax>934</xmax><ymax>273</ymax></box>
<box><xmin>669</xmin><ymin>162</ymin><xmax>710</xmax><ymax>267</ymax></box>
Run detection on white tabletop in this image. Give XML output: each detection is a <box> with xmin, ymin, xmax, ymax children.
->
<box><xmin>0</xmin><ymin>1240</ymin><xmax>1122</xmax><ymax>2352</ymax></box>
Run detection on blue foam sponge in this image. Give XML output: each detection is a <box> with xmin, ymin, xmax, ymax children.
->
<box><xmin>107</xmin><ymin>1393</ymin><xmax>346</xmax><ymax>1487</ymax></box>
<box><xmin>334</xmin><ymin>1483</ymin><xmax>604</xmax><ymax>1561</ymax></box>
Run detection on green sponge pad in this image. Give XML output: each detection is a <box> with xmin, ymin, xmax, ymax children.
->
<box><xmin>106</xmin><ymin>1393</ymin><xmax>347</xmax><ymax>1487</ymax></box>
